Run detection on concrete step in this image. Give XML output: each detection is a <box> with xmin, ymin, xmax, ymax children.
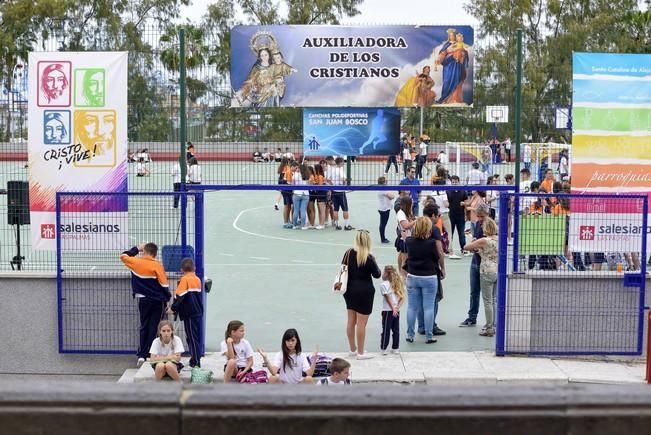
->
<box><xmin>123</xmin><ymin>351</ymin><xmax>648</xmax><ymax>385</ymax></box>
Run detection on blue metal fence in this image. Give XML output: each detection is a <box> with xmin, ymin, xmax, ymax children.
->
<box><xmin>496</xmin><ymin>193</ymin><xmax>648</xmax><ymax>356</ymax></box>
<box><xmin>55</xmin><ymin>191</ymin><xmax>205</xmax><ymax>354</ymax></box>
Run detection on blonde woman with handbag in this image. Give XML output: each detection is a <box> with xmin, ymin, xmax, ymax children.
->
<box><xmin>343</xmin><ymin>230</ymin><xmax>381</xmax><ymax>360</ymax></box>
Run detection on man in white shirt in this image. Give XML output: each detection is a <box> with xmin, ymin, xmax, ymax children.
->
<box><xmin>401</xmin><ymin>141</ymin><xmax>412</xmax><ymax>177</ymax></box>
<box><xmin>518</xmin><ymin>167</ymin><xmax>533</xmax><ymax>212</ymax></box>
<box><xmin>415</xmin><ymin>135</ymin><xmax>429</xmax><ymax>179</ymax></box>
<box><xmin>465</xmin><ymin>162</ymin><xmax>487</xmax><ymax>185</ymax></box>
<box><xmin>437</xmin><ymin>150</ymin><xmax>448</xmax><ymax>169</ymax></box>
<box><xmin>504</xmin><ymin>137</ymin><xmax>512</xmax><ymax>162</ymax></box>
<box><xmin>327</xmin><ymin>157</ymin><xmax>353</xmax><ymax>230</ymax></box>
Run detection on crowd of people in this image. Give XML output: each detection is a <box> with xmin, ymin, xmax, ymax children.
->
<box><xmin>120</xmin><ymin>242</ymin><xmax>352</xmax><ymax>384</ymax></box>
<box><xmin>118</xmin><ymin>135</ymin><xmax>644</xmax><ymax>383</ymax></box>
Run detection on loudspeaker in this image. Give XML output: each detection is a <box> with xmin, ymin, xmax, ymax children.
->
<box><xmin>7</xmin><ymin>181</ymin><xmax>30</xmax><ymax>225</ymax></box>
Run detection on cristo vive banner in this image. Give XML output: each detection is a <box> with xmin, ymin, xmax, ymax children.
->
<box><xmin>230</xmin><ymin>25</ymin><xmax>474</xmax><ymax>108</ymax></box>
<box><xmin>28</xmin><ymin>52</ymin><xmax>128</xmax><ymax>250</ymax></box>
<box><xmin>303</xmin><ymin>108</ymin><xmax>401</xmax><ymax>157</ymax></box>
<box><xmin>570</xmin><ymin>53</ymin><xmax>651</xmax><ymax>252</ymax></box>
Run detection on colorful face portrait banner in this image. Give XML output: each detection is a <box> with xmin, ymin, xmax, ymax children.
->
<box><xmin>569</xmin><ymin>52</ymin><xmax>651</xmax><ymax>252</ymax></box>
<box><xmin>303</xmin><ymin>108</ymin><xmax>400</xmax><ymax>157</ymax></box>
<box><xmin>230</xmin><ymin>25</ymin><xmax>474</xmax><ymax>108</ymax></box>
<box><xmin>28</xmin><ymin>52</ymin><xmax>128</xmax><ymax>251</ymax></box>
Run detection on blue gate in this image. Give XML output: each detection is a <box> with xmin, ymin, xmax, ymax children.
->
<box><xmin>55</xmin><ymin>191</ymin><xmax>205</xmax><ymax>354</ymax></box>
<box><xmin>496</xmin><ymin>193</ymin><xmax>648</xmax><ymax>356</ymax></box>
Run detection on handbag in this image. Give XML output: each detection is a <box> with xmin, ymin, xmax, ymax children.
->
<box><xmin>242</xmin><ymin>370</ymin><xmax>269</xmax><ymax>384</ymax></box>
<box><xmin>333</xmin><ymin>249</ymin><xmax>351</xmax><ymax>295</ymax></box>
<box><xmin>190</xmin><ymin>367</ymin><xmax>214</xmax><ymax>384</ymax></box>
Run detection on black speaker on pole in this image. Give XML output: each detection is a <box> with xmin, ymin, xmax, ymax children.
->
<box><xmin>7</xmin><ymin>181</ymin><xmax>30</xmax><ymax>226</ymax></box>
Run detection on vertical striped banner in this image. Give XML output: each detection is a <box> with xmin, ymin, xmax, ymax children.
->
<box><xmin>570</xmin><ymin>53</ymin><xmax>651</xmax><ymax>251</ymax></box>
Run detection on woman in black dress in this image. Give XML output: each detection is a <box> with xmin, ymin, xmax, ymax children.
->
<box><xmin>343</xmin><ymin>230</ymin><xmax>381</xmax><ymax>360</ymax></box>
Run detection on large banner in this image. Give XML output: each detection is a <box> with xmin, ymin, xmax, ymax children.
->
<box><xmin>570</xmin><ymin>53</ymin><xmax>651</xmax><ymax>251</ymax></box>
<box><xmin>231</xmin><ymin>25</ymin><xmax>474</xmax><ymax>108</ymax></box>
<box><xmin>303</xmin><ymin>108</ymin><xmax>400</xmax><ymax>156</ymax></box>
<box><xmin>28</xmin><ymin>52</ymin><xmax>128</xmax><ymax>251</ymax></box>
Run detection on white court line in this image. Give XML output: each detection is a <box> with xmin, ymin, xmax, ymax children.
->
<box><xmin>249</xmin><ymin>256</ymin><xmax>271</xmax><ymax>260</ymax></box>
<box><xmin>232</xmin><ymin>205</ymin><xmax>394</xmax><ymax>249</ymax></box>
<box><xmin>205</xmin><ymin>263</ymin><xmax>338</xmax><ymax>267</ymax></box>
<box><xmin>291</xmin><ymin>259</ymin><xmax>313</xmax><ymax>264</ymax></box>
<box><xmin>217</xmin><ymin>253</ymin><xmax>234</xmax><ymax>257</ymax></box>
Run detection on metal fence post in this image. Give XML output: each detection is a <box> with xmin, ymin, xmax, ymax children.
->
<box><xmin>514</xmin><ymin>28</ymin><xmax>523</xmax><ymax>188</ymax></box>
<box><xmin>496</xmin><ymin>193</ymin><xmax>510</xmax><ymax>356</ymax></box>
<box><xmin>641</xmin><ymin>197</ymin><xmax>649</xmax><ymax>379</ymax></box>
<box><xmin>194</xmin><ymin>191</ymin><xmax>206</xmax><ymax>355</ymax></box>
<box><xmin>55</xmin><ymin>192</ymin><xmax>64</xmax><ymax>353</ymax></box>
<box><xmin>179</xmin><ymin>28</ymin><xmax>188</xmax><ymax>250</ymax></box>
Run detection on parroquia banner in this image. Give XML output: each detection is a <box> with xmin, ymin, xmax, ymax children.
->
<box><xmin>28</xmin><ymin>52</ymin><xmax>128</xmax><ymax>251</ymax></box>
<box><xmin>230</xmin><ymin>25</ymin><xmax>474</xmax><ymax>108</ymax></box>
<box><xmin>570</xmin><ymin>52</ymin><xmax>651</xmax><ymax>252</ymax></box>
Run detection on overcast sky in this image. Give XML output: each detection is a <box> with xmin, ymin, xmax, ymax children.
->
<box><xmin>180</xmin><ymin>0</ymin><xmax>476</xmax><ymax>25</ymax></box>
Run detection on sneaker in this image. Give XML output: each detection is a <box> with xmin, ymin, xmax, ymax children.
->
<box><xmin>283</xmin><ymin>223</ymin><xmax>293</xmax><ymax>229</ymax></box>
<box><xmin>507</xmin><ymin>239</ymin><xmax>513</xmax><ymax>246</ymax></box>
<box><xmin>335</xmin><ymin>225</ymin><xmax>343</xmax><ymax>230</ymax></box>
<box><xmin>137</xmin><ymin>357</ymin><xmax>145</xmax><ymax>368</ymax></box>
<box><xmin>274</xmin><ymin>204</ymin><xmax>279</xmax><ymax>211</ymax></box>
<box><xmin>426</xmin><ymin>339</ymin><xmax>437</xmax><ymax>344</ymax></box>
<box><xmin>381</xmin><ymin>349</ymin><xmax>389</xmax><ymax>356</ymax></box>
<box><xmin>356</xmin><ymin>353</ymin><xmax>374</xmax><ymax>360</ymax></box>
<box><xmin>315</xmin><ymin>225</ymin><xmax>324</xmax><ymax>230</ymax></box>
<box><xmin>433</xmin><ymin>327</ymin><xmax>447</xmax><ymax>336</ymax></box>
<box><xmin>344</xmin><ymin>225</ymin><xmax>354</xmax><ymax>231</ymax></box>
<box><xmin>301</xmin><ymin>226</ymin><xmax>310</xmax><ymax>230</ymax></box>
<box><xmin>459</xmin><ymin>318</ymin><xmax>477</xmax><ymax>327</ymax></box>
<box><xmin>406</xmin><ymin>337</ymin><xmax>414</xmax><ymax>343</ymax></box>
<box><xmin>463</xmin><ymin>251</ymin><xmax>473</xmax><ymax>257</ymax></box>
<box><xmin>381</xmin><ymin>239</ymin><xmax>391</xmax><ymax>244</ymax></box>
<box><xmin>479</xmin><ymin>328</ymin><xmax>495</xmax><ymax>337</ymax></box>
<box><xmin>390</xmin><ymin>349</ymin><xmax>400</xmax><ymax>355</ymax></box>
<box><xmin>348</xmin><ymin>351</ymin><xmax>357</xmax><ymax>357</ymax></box>
<box><xmin>449</xmin><ymin>254</ymin><xmax>462</xmax><ymax>260</ymax></box>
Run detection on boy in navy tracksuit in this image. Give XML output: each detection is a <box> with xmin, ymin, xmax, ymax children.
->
<box><xmin>171</xmin><ymin>258</ymin><xmax>204</xmax><ymax>368</ymax></box>
<box><xmin>120</xmin><ymin>243</ymin><xmax>171</xmax><ymax>366</ymax></box>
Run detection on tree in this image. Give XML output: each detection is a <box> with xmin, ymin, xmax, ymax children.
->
<box><xmin>465</xmin><ymin>0</ymin><xmax>642</xmax><ymax>142</ymax></box>
<box><xmin>0</xmin><ymin>0</ymin><xmax>66</xmax><ymax>141</ymax></box>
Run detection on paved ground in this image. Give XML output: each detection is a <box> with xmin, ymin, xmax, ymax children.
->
<box><xmin>126</xmin><ymin>351</ymin><xmax>647</xmax><ymax>385</ymax></box>
<box><xmin>204</xmin><ymin>189</ymin><xmax>496</xmax><ymax>354</ymax></box>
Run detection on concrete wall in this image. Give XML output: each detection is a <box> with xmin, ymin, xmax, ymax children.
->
<box><xmin>2</xmin><ymin>382</ymin><xmax>651</xmax><ymax>434</ymax></box>
<box><xmin>506</xmin><ymin>272</ymin><xmax>650</xmax><ymax>355</ymax></box>
<box><xmin>0</xmin><ymin>274</ymin><xmax>132</xmax><ymax>375</ymax></box>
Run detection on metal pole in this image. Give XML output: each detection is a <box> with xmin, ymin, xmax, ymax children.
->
<box><xmin>419</xmin><ymin>106</ymin><xmax>424</xmax><ymax>137</ymax></box>
<box><xmin>179</xmin><ymin>29</ymin><xmax>187</xmax><ymax>184</ymax></box>
<box><xmin>514</xmin><ymin>28</ymin><xmax>523</xmax><ymax>193</ymax></box>
<box><xmin>179</xmin><ymin>28</ymin><xmax>188</xmax><ymax>249</ymax></box>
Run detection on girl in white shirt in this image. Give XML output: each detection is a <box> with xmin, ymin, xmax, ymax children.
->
<box><xmin>221</xmin><ymin>320</ymin><xmax>254</xmax><ymax>383</ymax></box>
<box><xmin>259</xmin><ymin>329</ymin><xmax>318</xmax><ymax>384</ymax></box>
<box><xmin>149</xmin><ymin>320</ymin><xmax>184</xmax><ymax>381</ymax></box>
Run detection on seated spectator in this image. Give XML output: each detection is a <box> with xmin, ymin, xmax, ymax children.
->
<box><xmin>252</xmin><ymin>149</ymin><xmax>264</xmax><ymax>163</ymax></box>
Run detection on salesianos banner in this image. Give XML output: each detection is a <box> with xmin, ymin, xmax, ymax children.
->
<box><xmin>230</xmin><ymin>25</ymin><xmax>474</xmax><ymax>108</ymax></box>
<box><xmin>303</xmin><ymin>108</ymin><xmax>401</xmax><ymax>157</ymax></box>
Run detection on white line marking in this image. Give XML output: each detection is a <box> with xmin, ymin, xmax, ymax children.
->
<box><xmin>249</xmin><ymin>256</ymin><xmax>271</xmax><ymax>260</ymax></box>
<box><xmin>217</xmin><ymin>253</ymin><xmax>234</xmax><ymax>257</ymax></box>
<box><xmin>232</xmin><ymin>205</ymin><xmax>395</xmax><ymax>249</ymax></box>
<box><xmin>291</xmin><ymin>260</ymin><xmax>313</xmax><ymax>264</ymax></box>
